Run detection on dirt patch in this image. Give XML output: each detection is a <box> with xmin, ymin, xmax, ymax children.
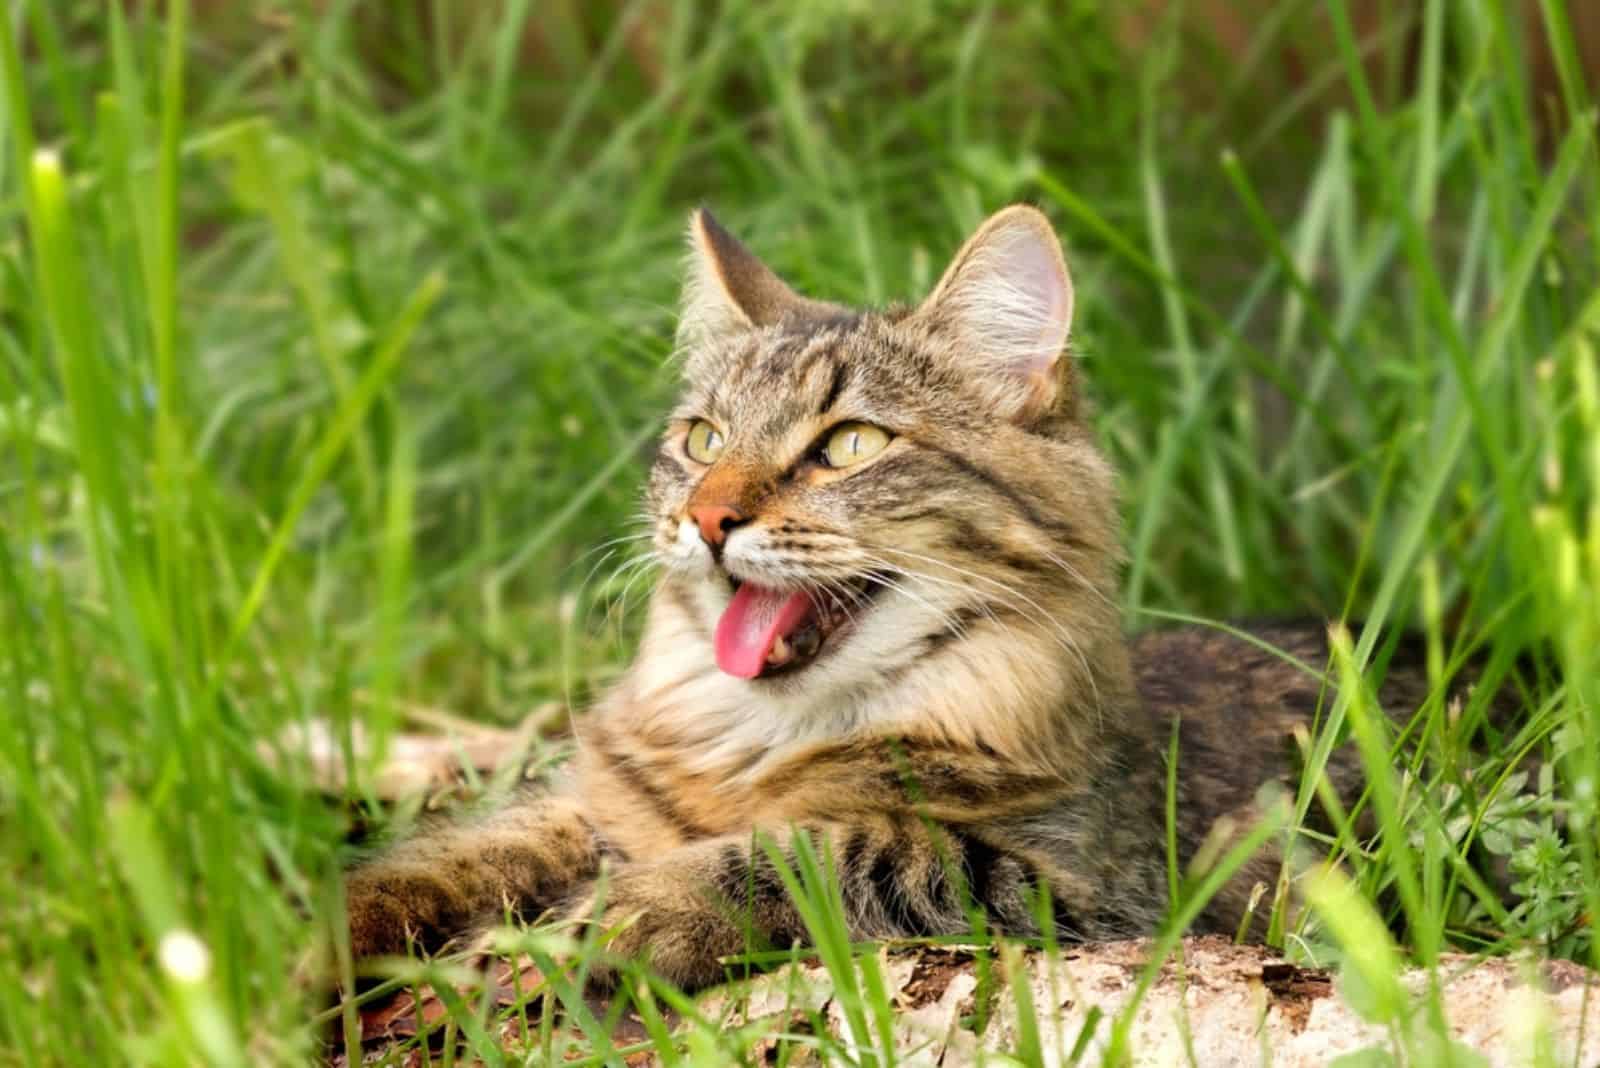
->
<box><xmin>1540</xmin><ymin>957</ymin><xmax>1597</xmax><ymax>994</ymax></box>
<box><xmin>1261</xmin><ymin>960</ymin><xmax>1335</xmax><ymax>1033</ymax></box>
<box><xmin>896</xmin><ymin>946</ymin><xmax>976</xmax><ymax>1009</ymax></box>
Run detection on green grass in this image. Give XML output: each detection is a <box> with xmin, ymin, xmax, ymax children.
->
<box><xmin>1</xmin><ymin>1</ymin><xmax>1597</xmax><ymax>1064</ymax></box>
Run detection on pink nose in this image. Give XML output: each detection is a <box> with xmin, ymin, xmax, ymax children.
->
<box><xmin>688</xmin><ymin>504</ymin><xmax>745</xmax><ymax>546</ymax></box>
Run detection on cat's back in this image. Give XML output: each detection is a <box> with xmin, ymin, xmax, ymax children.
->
<box><xmin>1130</xmin><ymin>619</ymin><xmax>1437</xmax><ymax>727</ymax></box>
<box><xmin>1101</xmin><ymin>620</ymin><xmax>1429</xmax><ymax>934</ymax></box>
<box><xmin>1131</xmin><ymin>620</ymin><xmax>1342</xmax><ymax>734</ymax></box>
<box><xmin>1127</xmin><ymin>619</ymin><xmax>1435</xmax><ymax>818</ymax></box>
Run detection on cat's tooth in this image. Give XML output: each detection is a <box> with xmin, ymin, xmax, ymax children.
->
<box><xmin>768</xmin><ymin>635</ymin><xmax>791</xmax><ymax>665</ymax></box>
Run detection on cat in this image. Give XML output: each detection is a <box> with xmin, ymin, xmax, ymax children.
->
<box><xmin>342</xmin><ymin>205</ymin><xmax>1435</xmax><ymax>990</ymax></box>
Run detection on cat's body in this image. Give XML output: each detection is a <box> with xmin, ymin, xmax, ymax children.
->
<box><xmin>344</xmin><ymin>207</ymin><xmax>1424</xmax><ymax>988</ymax></box>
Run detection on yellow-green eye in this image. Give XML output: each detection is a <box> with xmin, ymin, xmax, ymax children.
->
<box><xmin>685</xmin><ymin>420</ymin><xmax>725</xmax><ymax>464</ymax></box>
<box><xmin>822</xmin><ymin>422</ymin><xmax>891</xmax><ymax>468</ymax></box>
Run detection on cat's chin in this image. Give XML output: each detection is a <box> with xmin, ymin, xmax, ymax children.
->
<box><xmin>715</xmin><ymin>572</ymin><xmax>887</xmax><ymax>680</ymax></box>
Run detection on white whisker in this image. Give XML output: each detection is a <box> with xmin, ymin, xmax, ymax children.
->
<box><xmin>862</xmin><ymin>542</ymin><xmax>1104</xmax><ymax>721</ymax></box>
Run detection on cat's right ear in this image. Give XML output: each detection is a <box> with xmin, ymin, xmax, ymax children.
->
<box><xmin>677</xmin><ymin>208</ymin><xmax>823</xmax><ymax>348</ymax></box>
<box><xmin>913</xmin><ymin>205</ymin><xmax>1075</xmax><ymax>421</ymax></box>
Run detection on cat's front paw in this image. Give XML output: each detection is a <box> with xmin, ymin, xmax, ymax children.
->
<box><xmin>344</xmin><ymin>868</ymin><xmax>474</xmax><ymax>961</ymax></box>
<box><xmin>563</xmin><ymin>880</ymin><xmax>736</xmax><ymax>992</ymax></box>
<box><xmin>345</xmin><ymin>877</ymin><xmax>418</xmax><ymax>960</ymax></box>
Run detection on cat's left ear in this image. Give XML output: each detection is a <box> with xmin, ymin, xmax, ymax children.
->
<box><xmin>914</xmin><ymin>205</ymin><xmax>1075</xmax><ymax>420</ymax></box>
<box><xmin>677</xmin><ymin>208</ymin><xmax>836</xmax><ymax>349</ymax></box>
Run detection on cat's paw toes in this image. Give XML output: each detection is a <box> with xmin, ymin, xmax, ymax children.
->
<box><xmin>345</xmin><ymin>881</ymin><xmax>416</xmax><ymax>961</ymax></box>
<box><xmin>563</xmin><ymin>892</ymin><xmax>729</xmax><ymax>991</ymax></box>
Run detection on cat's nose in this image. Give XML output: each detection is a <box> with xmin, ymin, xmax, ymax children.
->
<box><xmin>688</xmin><ymin>504</ymin><xmax>747</xmax><ymax>547</ymax></box>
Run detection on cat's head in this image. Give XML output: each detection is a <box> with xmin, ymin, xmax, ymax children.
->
<box><xmin>644</xmin><ymin>206</ymin><xmax>1122</xmax><ymax>704</ymax></box>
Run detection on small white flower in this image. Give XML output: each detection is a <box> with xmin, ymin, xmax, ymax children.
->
<box><xmin>158</xmin><ymin>929</ymin><xmax>210</xmax><ymax>983</ymax></box>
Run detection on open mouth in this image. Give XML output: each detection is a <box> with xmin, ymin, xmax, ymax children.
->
<box><xmin>713</xmin><ymin>575</ymin><xmax>884</xmax><ymax>679</ymax></box>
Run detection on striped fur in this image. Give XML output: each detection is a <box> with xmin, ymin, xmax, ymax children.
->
<box><xmin>343</xmin><ymin>206</ymin><xmax>1436</xmax><ymax>990</ymax></box>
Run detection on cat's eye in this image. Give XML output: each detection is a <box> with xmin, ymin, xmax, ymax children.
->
<box><xmin>685</xmin><ymin>420</ymin><xmax>725</xmax><ymax>464</ymax></box>
<box><xmin>822</xmin><ymin>422</ymin><xmax>891</xmax><ymax>468</ymax></box>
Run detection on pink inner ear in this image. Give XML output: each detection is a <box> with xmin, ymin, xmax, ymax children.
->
<box><xmin>993</xmin><ymin>224</ymin><xmax>1072</xmax><ymax>378</ymax></box>
<box><xmin>1017</xmin><ymin>230</ymin><xmax>1068</xmax><ymax>304</ymax></box>
<box><xmin>913</xmin><ymin>207</ymin><xmax>1076</xmax><ymax>411</ymax></box>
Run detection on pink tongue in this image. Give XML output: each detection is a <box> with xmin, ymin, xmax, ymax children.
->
<box><xmin>714</xmin><ymin>584</ymin><xmax>815</xmax><ymax>679</ymax></box>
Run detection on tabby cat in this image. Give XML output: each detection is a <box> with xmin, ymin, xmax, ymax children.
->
<box><xmin>343</xmin><ymin>205</ymin><xmax>1424</xmax><ymax>989</ymax></box>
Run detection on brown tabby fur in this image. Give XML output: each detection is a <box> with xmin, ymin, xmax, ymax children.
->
<box><xmin>344</xmin><ymin>206</ymin><xmax>1435</xmax><ymax>990</ymax></box>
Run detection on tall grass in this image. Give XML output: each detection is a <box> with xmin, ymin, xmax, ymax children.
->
<box><xmin>0</xmin><ymin>1</ymin><xmax>1595</xmax><ymax>1063</ymax></box>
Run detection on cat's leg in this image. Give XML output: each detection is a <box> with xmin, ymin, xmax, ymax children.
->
<box><xmin>566</xmin><ymin>818</ymin><xmax>1050</xmax><ymax>990</ymax></box>
<box><xmin>345</xmin><ymin>793</ymin><xmax>604</xmax><ymax>959</ymax></box>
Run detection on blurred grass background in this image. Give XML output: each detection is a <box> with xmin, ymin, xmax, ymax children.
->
<box><xmin>1</xmin><ymin>1</ymin><xmax>1598</xmax><ymax>1063</ymax></box>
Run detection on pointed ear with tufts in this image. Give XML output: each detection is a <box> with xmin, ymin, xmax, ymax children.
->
<box><xmin>676</xmin><ymin>208</ymin><xmax>835</xmax><ymax>349</ymax></box>
<box><xmin>913</xmin><ymin>205</ymin><xmax>1075</xmax><ymax>420</ymax></box>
